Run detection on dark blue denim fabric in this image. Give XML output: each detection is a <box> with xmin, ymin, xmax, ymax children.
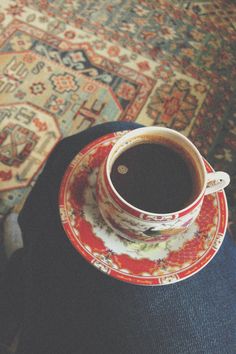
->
<box><xmin>17</xmin><ymin>122</ymin><xmax>236</xmax><ymax>354</ymax></box>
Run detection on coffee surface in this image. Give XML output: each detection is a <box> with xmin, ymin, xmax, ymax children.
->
<box><xmin>110</xmin><ymin>142</ymin><xmax>198</xmax><ymax>213</ymax></box>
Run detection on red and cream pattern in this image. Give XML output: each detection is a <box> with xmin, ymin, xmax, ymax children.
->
<box><xmin>59</xmin><ymin>132</ymin><xmax>228</xmax><ymax>285</ymax></box>
<box><xmin>0</xmin><ymin>102</ymin><xmax>61</xmax><ymax>190</ymax></box>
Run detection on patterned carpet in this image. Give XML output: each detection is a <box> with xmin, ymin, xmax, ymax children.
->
<box><xmin>0</xmin><ymin>0</ymin><xmax>235</xmax><ymax>240</ymax></box>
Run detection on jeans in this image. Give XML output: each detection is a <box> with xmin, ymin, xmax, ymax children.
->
<box><xmin>3</xmin><ymin>122</ymin><xmax>236</xmax><ymax>354</ymax></box>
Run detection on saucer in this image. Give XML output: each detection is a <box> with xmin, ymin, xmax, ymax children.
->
<box><xmin>59</xmin><ymin>131</ymin><xmax>228</xmax><ymax>286</ymax></box>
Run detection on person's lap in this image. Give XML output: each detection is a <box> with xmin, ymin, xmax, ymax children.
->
<box><xmin>1</xmin><ymin>122</ymin><xmax>236</xmax><ymax>354</ymax></box>
<box><xmin>12</xmin><ymin>233</ymin><xmax>235</xmax><ymax>354</ymax></box>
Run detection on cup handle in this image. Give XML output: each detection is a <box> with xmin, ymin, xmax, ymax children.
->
<box><xmin>205</xmin><ymin>172</ymin><xmax>230</xmax><ymax>196</ymax></box>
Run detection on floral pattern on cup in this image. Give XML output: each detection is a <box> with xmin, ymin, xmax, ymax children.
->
<box><xmin>97</xmin><ymin>157</ymin><xmax>204</xmax><ymax>242</ymax></box>
<box><xmin>97</xmin><ymin>127</ymin><xmax>230</xmax><ymax>243</ymax></box>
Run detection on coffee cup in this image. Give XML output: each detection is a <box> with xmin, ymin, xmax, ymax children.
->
<box><xmin>96</xmin><ymin>127</ymin><xmax>230</xmax><ymax>243</ymax></box>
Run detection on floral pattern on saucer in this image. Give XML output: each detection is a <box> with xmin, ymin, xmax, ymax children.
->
<box><xmin>59</xmin><ymin>132</ymin><xmax>228</xmax><ymax>286</ymax></box>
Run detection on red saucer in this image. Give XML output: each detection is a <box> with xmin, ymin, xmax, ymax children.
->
<box><xmin>59</xmin><ymin>132</ymin><xmax>228</xmax><ymax>286</ymax></box>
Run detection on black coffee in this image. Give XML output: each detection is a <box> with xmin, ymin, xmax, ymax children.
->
<box><xmin>110</xmin><ymin>141</ymin><xmax>200</xmax><ymax>213</ymax></box>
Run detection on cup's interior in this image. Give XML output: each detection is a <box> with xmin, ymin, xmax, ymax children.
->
<box><xmin>107</xmin><ymin>128</ymin><xmax>206</xmax><ymax>213</ymax></box>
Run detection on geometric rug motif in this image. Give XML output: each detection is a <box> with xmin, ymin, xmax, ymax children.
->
<box><xmin>179</xmin><ymin>0</ymin><xmax>236</xmax><ymax>36</ymax></box>
<box><xmin>20</xmin><ymin>0</ymin><xmax>236</xmax><ymax>157</ymax></box>
<box><xmin>24</xmin><ymin>0</ymin><xmax>236</xmax><ymax>82</ymax></box>
<box><xmin>0</xmin><ymin>22</ymin><xmax>154</xmax><ymax>135</ymax></box>
<box><xmin>0</xmin><ymin>102</ymin><xmax>61</xmax><ymax>190</ymax></box>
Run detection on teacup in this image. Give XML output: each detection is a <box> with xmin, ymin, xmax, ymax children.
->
<box><xmin>97</xmin><ymin>127</ymin><xmax>230</xmax><ymax>243</ymax></box>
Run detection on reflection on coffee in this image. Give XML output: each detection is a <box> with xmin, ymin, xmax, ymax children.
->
<box><xmin>110</xmin><ymin>141</ymin><xmax>201</xmax><ymax>213</ymax></box>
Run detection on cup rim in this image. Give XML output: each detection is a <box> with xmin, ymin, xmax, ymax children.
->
<box><xmin>106</xmin><ymin>127</ymin><xmax>207</xmax><ymax>216</ymax></box>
